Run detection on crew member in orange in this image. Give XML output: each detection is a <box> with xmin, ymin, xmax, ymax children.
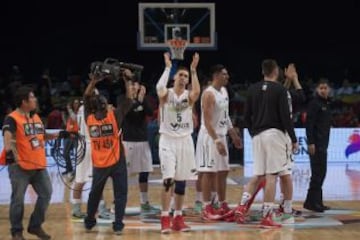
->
<box><xmin>2</xmin><ymin>86</ymin><xmax>59</xmax><ymax>240</ymax></box>
<box><xmin>83</xmin><ymin>70</ymin><xmax>134</xmax><ymax>235</ymax></box>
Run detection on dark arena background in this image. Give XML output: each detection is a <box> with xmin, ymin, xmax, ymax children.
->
<box><xmin>0</xmin><ymin>1</ymin><xmax>360</xmax><ymax>239</ymax></box>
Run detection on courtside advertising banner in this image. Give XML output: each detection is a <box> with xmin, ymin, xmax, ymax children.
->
<box><xmin>243</xmin><ymin>128</ymin><xmax>360</xmax><ymax>163</ymax></box>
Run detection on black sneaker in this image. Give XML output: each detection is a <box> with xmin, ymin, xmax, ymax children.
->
<box><xmin>322</xmin><ymin>205</ymin><xmax>331</xmax><ymax>211</ymax></box>
<box><xmin>28</xmin><ymin>227</ymin><xmax>51</xmax><ymax>240</ymax></box>
<box><xmin>84</xmin><ymin>217</ymin><xmax>97</xmax><ymax>232</ymax></box>
<box><xmin>303</xmin><ymin>203</ymin><xmax>324</xmax><ymax>213</ymax></box>
<box><xmin>12</xmin><ymin>232</ymin><xmax>26</xmax><ymax>240</ymax></box>
<box><xmin>112</xmin><ymin>222</ymin><xmax>124</xmax><ymax>235</ymax></box>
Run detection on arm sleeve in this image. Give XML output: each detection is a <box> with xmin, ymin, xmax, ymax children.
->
<box><xmin>279</xmin><ymin>89</ymin><xmax>297</xmax><ymax>143</ymax></box>
<box><xmin>2</xmin><ymin>116</ymin><xmax>16</xmax><ymax>135</ymax></box>
<box><xmin>115</xmin><ymin>98</ymin><xmax>133</xmax><ymax>130</ymax></box>
<box><xmin>156</xmin><ymin>67</ymin><xmax>171</xmax><ymax>95</ymax></box>
<box><xmin>305</xmin><ymin>99</ymin><xmax>318</xmax><ymax>145</ymax></box>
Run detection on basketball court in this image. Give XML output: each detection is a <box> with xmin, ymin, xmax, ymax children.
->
<box><xmin>1</xmin><ymin>165</ymin><xmax>360</xmax><ymax>239</ymax></box>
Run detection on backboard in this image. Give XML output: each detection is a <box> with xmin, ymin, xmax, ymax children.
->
<box><xmin>138</xmin><ymin>2</ymin><xmax>216</xmax><ymax>50</ymax></box>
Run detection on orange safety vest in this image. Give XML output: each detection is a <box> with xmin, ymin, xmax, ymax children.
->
<box><xmin>66</xmin><ymin>117</ymin><xmax>79</xmax><ymax>132</ymax></box>
<box><xmin>5</xmin><ymin>111</ymin><xmax>47</xmax><ymax>170</ymax></box>
<box><xmin>86</xmin><ymin>110</ymin><xmax>120</xmax><ymax>168</ymax></box>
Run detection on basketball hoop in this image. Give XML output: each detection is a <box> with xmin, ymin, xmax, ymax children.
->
<box><xmin>167</xmin><ymin>39</ymin><xmax>188</xmax><ymax>60</ymax></box>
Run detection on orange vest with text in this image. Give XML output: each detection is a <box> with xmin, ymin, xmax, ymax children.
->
<box><xmin>8</xmin><ymin>111</ymin><xmax>47</xmax><ymax>170</ymax></box>
<box><xmin>86</xmin><ymin>110</ymin><xmax>120</xmax><ymax>168</ymax></box>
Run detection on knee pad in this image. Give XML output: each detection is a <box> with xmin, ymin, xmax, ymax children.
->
<box><xmin>163</xmin><ymin>178</ymin><xmax>174</xmax><ymax>192</ymax></box>
<box><xmin>139</xmin><ymin>172</ymin><xmax>149</xmax><ymax>183</ymax></box>
<box><xmin>174</xmin><ymin>181</ymin><xmax>186</xmax><ymax>195</ymax></box>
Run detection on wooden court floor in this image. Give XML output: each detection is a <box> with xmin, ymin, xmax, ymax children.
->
<box><xmin>1</xmin><ymin>166</ymin><xmax>360</xmax><ymax>240</ymax></box>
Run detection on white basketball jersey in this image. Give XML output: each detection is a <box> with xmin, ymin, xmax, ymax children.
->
<box><xmin>200</xmin><ymin>86</ymin><xmax>230</xmax><ymax>136</ymax></box>
<box><xmin>77</xmin><ymin>105</ymin><xmax>91</xmax><ymax>143</ymax></box>
<box><xmin>159</xmin><ymin>88</ymin><xmax>193</xmax><ymax>137</ymax></box>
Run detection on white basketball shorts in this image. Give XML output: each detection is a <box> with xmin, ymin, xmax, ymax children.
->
<box><xmin>123</xmin><ymin>141</ymin><xmax>153</xmax><ymax>174</ymax></box>
<box><xmin>252</xmin><ymin>128</ymin><xmax>292</xmax><ymax>176</ymax></box>
<box><xmin>196</xmin><ymin>129</ymin><xmax>229</xmax><ymax>172</ymax></box>
<box><xmin>159</xmin><ymin>134</ymin><xmax>197</xmax><ymax>181</ymax></box>
<box><xmin>75</xmin><ymin>141</ymin><xmax>93</xmax><ymax>183</ymax></box>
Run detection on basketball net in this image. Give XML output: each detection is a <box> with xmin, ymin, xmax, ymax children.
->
<box><xmin>167</xmin><ymin>39</ymin><xmax>188</xmax><ymax>60</ymax></box>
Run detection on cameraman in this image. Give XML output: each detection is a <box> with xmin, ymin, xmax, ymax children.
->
<box><xmin>83</xmin><ymin>69</ymin><xmax>134</xmax><ymax>234</ymax></box>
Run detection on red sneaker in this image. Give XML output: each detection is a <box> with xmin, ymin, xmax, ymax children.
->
<box><xmin>202</xmin><ymin>204</ymin><xmax>222</xmax><ymax>220</ymax></box>
<box><xmin>172</xmin><ymin>215</ymin><xmax>191</xmax><ymax>232</ymax></box>
<box><xmin>219</xmin><ymin>202</ymin><xmax>232</xmax><ymax>216</ymax></box>
<box><xmin>234</xmin><ymin>205</ymin><xmax>248</xmax><ymax>224</ymax></box>
<box><xmin>260</xmin><ymin>213</ymin><xmax>282</xmax><ymax>229</ymax></box>
<box><xmin>161</xmin><ymin>216</ymin><xmax>172</xmax><ymax>234</ymax></box>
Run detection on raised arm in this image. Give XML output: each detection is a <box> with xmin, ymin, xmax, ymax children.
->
<box><xmin>115</xmin><ymin>69</ymin><xmax>135</xmax><ymax>129</ymax></box>
<box><xmin>67</xmin><ymin>102</ymin><xmax>76</xmax><ymax>121</ymax></box>
<box><xmin>285</xmin><ymin>63</ymin><xmax>306</xmax><ymax>105</ymax></box>
<box><xmin>136</xmin><ymin>84</ymin><xmax>153</xmax><ymax>116</ymax></box>
<box><xmin>285</xmin><ymin>63</ymin><xmax>302</xmax><ymax>90</ymax></box>
<box><xmin>189</xmin><ymin>53</ymin><xmax>201</xmax><ymax>106</ymax></box>
<box><xmin>84</xmin><ymin>74</ymin><xmax>103</xmax><ymax>97</ymax></box>
<box><xmin>156</xmin><ymin>52</ymin><xmax>172</xmax><ymax>100</ymax></box>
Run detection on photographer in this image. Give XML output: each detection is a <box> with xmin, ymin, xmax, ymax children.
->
<box><xmin>83</xmin><ymin>68</ymin><xmax>134</xmax><ymax>235</ymax></box>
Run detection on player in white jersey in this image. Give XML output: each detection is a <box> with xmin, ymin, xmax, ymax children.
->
<box><xmin>156</xmin><ymin>52</ymin><xmax>200</xmax><ymax>233</ymax></box>
<box><xmin>70</xmin><ymin>104</ymin><xmax>92</xmax><ymax>218</ymax></box>
<box><xmin>196</xmin><ymin>64</ymin><xmax>242</xmax><ymax>220</ymax></box>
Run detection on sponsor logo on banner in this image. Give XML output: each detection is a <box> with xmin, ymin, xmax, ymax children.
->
<box><xmin>345</xmin><ymin>130</ymin><xmax>360</xmax><ymax>158</ymax></box>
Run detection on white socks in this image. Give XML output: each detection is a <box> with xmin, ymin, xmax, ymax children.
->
<box><xmin>211</xmin><ymin>191</ymin><xmax>218</xmax><ymax>203</ymax></box>
<box><xmin>140</xmin><ymin>192</ymin><xmax>149</xmax><ymax>204</ymax></box>
<box><xmin>161</xmin><ymin>211</ymin><xmax>169</xmax><ymax>217</ymax></box>
<box><xmin>240</xmin><ymin>192</ymin><xmax>251</xmax><ymax>205</ymax></box>
<box><xmin>283</xmin><ymin>200</ymin><xmax>292</xmax><ymax>214</ymax></box>
<box><xmin>195</xmin><ymin>192</ymin><xmax>203</xmax><ymax>202</ymax></box>
<box><xmin>72</xmin><ymin>198</ymin><xmax>81</xmax><ymax>204</ymax></box>
<box><xmin>263</xmin><ymin>202</ymin><xmax>274</xmax><ymax>217</ymax></box>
